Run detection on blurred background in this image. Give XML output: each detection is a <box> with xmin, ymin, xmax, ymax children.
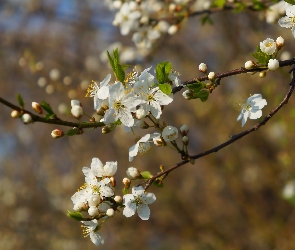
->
<box><xmin>1</xmin><ymin>1</ymin><xmax>295</xmax><ymax>249</ymax></box>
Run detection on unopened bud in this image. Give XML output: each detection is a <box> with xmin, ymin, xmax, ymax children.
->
<box><xmin>51</xmin><ymin>129</ymin><xmax>64</xmax><ymax>138</ymax></box>
<box><xmin>74</xmin><ymin>202</ymin><xmax>88</xmax><ymax>212</ymax></box>
<box><xmin>122</xmin><ymin>177</ymin><xmax>131</xmax><ymax>189</ymax></box>
<box><xmin>168</xmin><ymin>25</ymin><xmax>178</xmax><ymax>35</ymax></box>
<box><xmin>109</xmin><ymin>176</ymin><xmax>116</xmax><ymax>187</ymax></box>
<box><xmin>71</xmin><ymin>100</ymin><xmax>81</xmax><ymax>107</ymax></box>
<box><xmin>96</xmin><ymin>106</ymin><xmax>106</xmax><ymax>116</ymax></box>
<box><xmin>153</xmin><ymin>136</ymin><xmax>166</xmax><ymax>146</ymax></box>
<box><xmin>199</xmin><ymin>63</ymin><xmax>207</xmax><ymax>73</ymax></box>
<box><xmin>114</xmin><ymin>195</ymin><xmax>122</xmax><ymax>204</ymax></box>
<box><xmin>259</xmin><ymin>72</ymin><xmax>266</xmax><ymax>78</ymax></box>
<box><xmin>32</xmin><ymin>102</ymin><xmax>43</xmax><ymax>114</ymax></box>
<box><xmin>126</xmin><ymin>167</ymin><xmax>141</xmax><ymax>180</ymax></box>
<box><xmin>182</xmin><ymin>89</ymin><xmax>194</xmax><ymax>100</ymax></box>
<box><xmin>244</xmin><ymin>60</ymin><xmax>256</xmax><ymax>70</ymax></box>
<box><xmin>21</xmin><ymin>113</ymin><xmax>33</xmax><ymax>124</ymax></box>
<box><xmin>88</xmin><ymin>206</ymin><xmax>99</xmax><ymax>217</ymax></box>
<box><xmin>106</xmin><ymin>208</ymin><xmax>115</xmax><ymax>217</ymax></box>
<box><xmin>276</xmin><ymin>36</ymin><xmax>284</xmax><ymax>50</ymax></box>
<box><xmin>135</xmin><ymin>108</ymin><xmax>147</xmax><ymax>120</ymax></box>
<box><xmin>102</xmin><ymin>125</ymin><xmax>111</xmax><ymax>134</ymax></box>
<box><xmin>139</xmin><ymin>121</ymin><xmax>149</xmax><ymax>129</ymax></box>
<box><xmin>208</xmin><ymin>72</ymin><xmax>215</xmax><ymax>81</ymax></box>
<box><xmin>182</xmin><ymin>136</ymin><xmax>189</xmax><ymax>145</ymax></box>
<box><xmin>11</xmin><ymin>110</ymin><xmax>20</xmax><ymax>118</ymax></box>
<box><xmin>180</xmin><ymin>125</ymin><xmax>189</xmax><ymax>136</ymax></box>
<box><xmin>71</xmin><ymin>105</ymin><xmax>83</xmax><ymax>119</ymax></box>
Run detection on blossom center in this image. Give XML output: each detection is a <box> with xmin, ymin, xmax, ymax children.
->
<box><xmin>114</xmin><ymin>101</ymin><xmax>124</xmax><ymax>110</ymax></box>
<box><xmin>138</xmin><ymin>142</ymin><xmax>151</xmax><ymax>155</ymax></box>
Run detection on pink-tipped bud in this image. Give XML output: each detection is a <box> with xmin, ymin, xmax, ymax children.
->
<box><xmin>199</xmin><ymin>63</ymin><xmax>208</xmax><ymax>73</ymax></box>
<box><xmin>276</xmin><ymin>36</ymin><xmax>284</xmax><ymax>50</ymax></box>
<box><xmin>32</xmin><ymin>102</ymin><xmax>43</xmax><ymax>114</ymax></box>
<box><xmin>122</xmin><ymin>177</ymin><xmax>131</xmax><ymax>189</ymax></box>
<box><xmin>244</xmin><ymin>60</ymin><xmax>256</xmax><ymax>70</ymax></box>
<box><xmin>21</xmin><ymin>113</ymin><xmax>33</xmax><ymax>124</ymax></box>
<box><xmin>51</xmin><ymin>129</ymin><xmax>64</xmax><ymax>139</ymax></box>
<box><xmin>109</xmin><ymin>176</ymin><xmax>116</xmax><ymax>187</ymax></box>
<box><xmin>11</xmin><ymin>110</ymin><xmax>20</xmax><ymax>118</ymax></box>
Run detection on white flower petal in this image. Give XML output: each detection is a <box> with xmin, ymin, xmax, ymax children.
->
<box><xmin>123</xmin><ymin>202</ymin><xmax>136</xmax><ymax>217</ymax></box>
<box><xmin>137</xmin><ymin>204</ymin><xmax>150</xmax><ymax>220</ymax></box>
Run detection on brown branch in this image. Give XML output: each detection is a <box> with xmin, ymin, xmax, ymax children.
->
<box><xmin>143</xmin><ymin>65</ymin><xmax>295</xmax><ymax>190</ymax></box>
<box><xmin>0</xmin><ymin>97</ymin><xmax>104</xmax><ymax>128</ymax></box>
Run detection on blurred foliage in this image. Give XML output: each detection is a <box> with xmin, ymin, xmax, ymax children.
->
<box><xmin>1</xmin><ymin>1</ymin><xmax>295</xmax><ymax>250</ymax></box>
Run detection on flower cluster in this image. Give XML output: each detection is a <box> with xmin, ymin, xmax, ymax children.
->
<box><xmin>70</xmin><ymin>158</ymin><xmax>156</xmax><ymax>246</ymax></box>
<box><xmin>105</xmin><ymin>0</ymin><xmax>212</xmax><ymax>49</ymax></box>
<box><xmin>87</xmin><ymin>67</ymin><xmax>175</xmax><ymax>128</ymax></box>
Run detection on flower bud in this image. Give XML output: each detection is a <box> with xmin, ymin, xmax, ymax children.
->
<box><xmin>268</xmin><ymin>59</ymin><xmax>279</xmax><ymax>71</ymax></box>
<box><xmin>208</xmin><ymin>72</ymin><xmax>215</xmax><ymax>81</ymax></box>
<box><xmin>276</xmin><ymin>36</ymin><xmax>284</xmax><ymax>50</ymax></box>
<box><xmin>21</xmin><ymin>113</ymin><xmax>33</xmax><ymax>124</ymax></box>
<box><xmin>88</xmin><ymin>206</ymin><xmax>99</xmax><ymax>217</ymax></box>
<box><xmin>109</xmin><ymin>176</ymin><xmax>116</xmax><ymax>187</ymax></box>
<box><xmin>74</xmin><ymin>202</ymin><xmax>88</xmax><ymax>211</ymax></box>
<box><xmin>88</xmin><ymin>194</ymin><xmax>101</xmax><ymax>207</ymax></box>
<box><xmin>106</xmin><ymin>208</ymin><xmax>115</xmax><ymax>217</ymax></box>
<box><xmin>122</xmin><ymin>177</ymin><xmax>131</xmax><ymax>189</ymax></box>
<box><xmin>199</xmin><ymin>63</ymin><xmax>207</xmax><ymax>73</ymax></box>
<box><xmin>168</xmin><ymin>25</ymin><xmax>178</xmax><ymax>35</ymax></box>
<box><xmin>71</xmin><ymin>100</ymin><xmax>81</xmax><ymax>107</ymax></box>
<box><xmin>11</xmin><ymin>110</ymin><xmax>20</xmax><ymax>118</ymax></box>
<box><xmin>51</xmin><ymin>129</ymin><xmax>64</xmax><ymax>139</ymax></box>
<box><xmin>126</xmin><ymin>167</ymin><xmax>141</xmax><ymax>180</ymax></box>
<box><xmin>182</xmin><ymin>89</ymin><xmax>194</xmax><ymax>100</ymax></box>
<box><xmin>114</xmin><ymin>196</ymin><xmax>122</xmax><ymax>204</ymax></box>
<box><xmin>135</xmin><ymin>108</ymin><xmax>147</xmax><ymax>120</ymax></box>
<box><xmin>71</xmin><ymin>105</ymin><xmax>83</xmax><ymax>119</ymax></box>
<box><xmin>244</xmin><ymin>60</ymin><xmax>256</xmax><ymax>70</ymax></box>
<box><xmin>153</xmin><ymin>136</ymin><xmax>165</xmax><ymax>146</ymax></box>
<box><xmin>180</xmin><ymin>125</ymin><xmax>189</xmax><ymax>136</ymax></box>
<box><xmin>259</xmin><ymin>72</ymin><xmax>266</xmax><ymax>78</ymax></box>
<box><xmin>102</xmin><ymin>125</ymin><xmax>111</xmax><ymax>134</ymax></box>
<box><xmin>32</xmin><ymin>102</ymin><xmax>43</xmax><ymax>114</ymax></box>
<box><xmin>162</xmin><ymin>126</ymin><xmax>178</xmax><ymax>142</ymax></box>
<box><xmin>182</xmin><ymin>136</ymin><xmax>189</xmax><ymax>145</ymax></box>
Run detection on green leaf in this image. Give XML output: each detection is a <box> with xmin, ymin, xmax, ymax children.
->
<box><xmin>201</xmin><ymin>15</ymin><xmax>213</xmax><ymax>25</ymax></box>
<box><xmin>187</xmin><ymin>83</ymin><xmax>204</xmax><ymax>92</ymax></box>
<box><xmin>156</xmin><ymin>62</ymin><xmax>172</xmax><ymax>84</ymax></box>
<box><xmin>67</xmin><ymin>211</ymin><xmax>84</xmax><ymax>221</ymax></box>
<box><xmin>16</xmin><ymin>94</ymin><xmax>24</xmax><ymax>108</ymax></box>
<box><xmin>45</xmin><ymin>113</ymin><xmax>56</xmax><ymax>120</ymax></box>
<box><xmin>233</xmin><ymin>2</ymin><xmax>247</xmax><ymax>12</ymax></box>
<box><xmin>140</xmin><ymin>171</ymin><xmax>153</xmax><ymax>179</ymax></box>
<box><xmin>65</xmin><ymin>127</ymin><xmax>80</xmax><ymax>136</ymax></box>
<box><xmin>152</xmin><ymin>179</ymin><xmax>164</xmax><ymax>188</ymax></box>
<box><xmin>213</xmin><ymin>0</ymin><xmax>226</xmax><ymax>8</ymax></box>
<box><xmin>41</xmin><ymin>101</ymin><xmax>54</xmax><ymax>114</ymax></box>
<box><xmin>107</xmin><ymin>49</ymin><xmax>125</xmax><ymax>82</ymax></box>
<box><xmin>251</xmin><ymin>46</ymin><xmax>273</xmax><ymax>65</ymax></box>
<box><xmin>158</xmin><ymin>83</ymin><xmax>172</xmax><ymax>95</ymax></box>
<box><xmin>194</xmin><ymin>89</ymin><xmax>209</xmax><ymax>102</ymax></box>
<box><xmin>284</xmin><ymin>0</ymin><xmax>295</xmax><ymax>5</ymax></box>
<box><xmin>252</xmin><ymin>0</ymin><xmax>266</xmax><ymax>10</ymax></box>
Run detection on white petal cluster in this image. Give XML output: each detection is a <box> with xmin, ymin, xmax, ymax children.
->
<box><xmin>88</xmin><ymin>67</ymin><xmax>174</xmax><ymax>128</ymax></box>
<box><xmin>106</xmin><ymin>0</ymin><xmax>214</xmax><ymax>49</ymax></box>
<box><xmin>268</xmin><ymin>59</ymin><xmax>280</xmax><ymax>71</ymax></box>
<box><xmin>237</xmin><ymin>94</ymin><xmax>267</xmax><ymax>127</ymax></box>
<box><xmin>162</xmin><ymin>126</ymin><xmax>178</xmax><ymax>141</ymax></box>
<box><xmin>81</xmin><ymin>220</ymin><xmax>104</xmax><ymax>246</ymax></box>
<box><xmin>123</xmin><ymin>186</ymin><xmax>156</xmax><ymax>220</ymax></box>
<box><xmin>278</xmin><ymin>5</ymin><xmax>295</xmax><ymax>37</ymax></box>
<box><xmin>260</xmin><ymin>38</ymin><xmax>276</xmax><ymax>55</ymax></box>
<box><xmin>71</xmin><ymin>100</ymin><xmax>83</xmax><ymax>119</ymax></box>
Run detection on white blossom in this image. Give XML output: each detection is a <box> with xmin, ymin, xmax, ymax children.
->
<box><xmin>260</xmin><ymin>38</ymin><xmax>276</xmax><ymax>55</ymax></box>
<box><xmin>82</xmin><ymin>157</ymin><xmax>117</xmax><ymax>178</ymax></box>
<box><xmin>237</xmin><ymin>94</ymin><xmax>267</xmax><ymax>127</ymax></box>
<box><xmin>104</xmin><ymin>82</ymin><xmax>141</xmax><ymax>127</ymax></box>
<box><xmin>126</xmin><ymin>167</ymin><xmax>141</xmax><ymax>179</ymax></box>
<box><xmin>81</xmin><ymin>220</ymin><xmax>104</xmax><ymax>246</ymax></box>
<box><xmin>278</xmin><ymin>5</ymin><xmax>295</xmax><ymax>37</ymax></box>
<box><xmin>123</xmin><ymin>186</ymin><xmax>156</xmax><ymax>220</ymax></box>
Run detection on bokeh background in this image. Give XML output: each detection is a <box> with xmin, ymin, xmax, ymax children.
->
<box><xmin>1</xmin><ymin>1</ymin><xmax>295</xmax><ymax>249</ymax></box>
